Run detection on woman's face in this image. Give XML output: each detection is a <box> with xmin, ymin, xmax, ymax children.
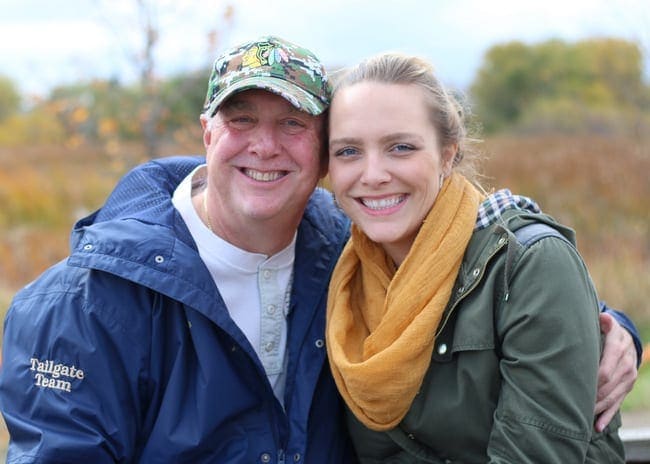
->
<box><xmin>328</xmin><ymin>82</ymin><xmax>454</xmax><ymax>265</ymax></box>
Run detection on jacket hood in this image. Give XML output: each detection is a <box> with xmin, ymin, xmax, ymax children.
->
<box><xmin>71</xmin><ymin>155</ymin><xmax>204</xmax><ymax>244</ymax></box>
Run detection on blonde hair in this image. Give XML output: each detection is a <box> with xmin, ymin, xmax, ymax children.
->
<box><xmin>332</xmin><ymin>53</ymin><xmax>483</xmax><ymax>186</ymax></box>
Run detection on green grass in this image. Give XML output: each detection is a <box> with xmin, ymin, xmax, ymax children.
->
<box><xmin>622</xmin><ymin>349</ymin><xmax>650</xmax><ymax>412</ymax></box>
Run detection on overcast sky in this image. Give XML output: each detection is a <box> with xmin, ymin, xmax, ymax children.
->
<box><xmin>2</xmin><ymin>0</ymin><xmax>648</xmax><ymax>97</ymax></box>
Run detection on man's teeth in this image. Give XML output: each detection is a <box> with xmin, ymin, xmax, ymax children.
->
<box><xmin>361</xmin><ymin>195</ymin><xmax>404</xmax><ymax>210</ymax></box>
<box><xmin>243</xmin><ymin>169</ymin><xmax>284</xmax><ymax>182</ymax></box>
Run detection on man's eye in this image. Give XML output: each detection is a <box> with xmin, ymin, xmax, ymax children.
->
<box><xmin>280</xmin><ymin>118</ymin><xmax>308</xmax><ymax>134</ymax></box>
<box><xmin>282</xmin><ymin>119</ymin><xmax>307</xmax><ymax>132</ymax></box>
<box><xmin>230</xmin><ymin>116</ymin><xmax>254</xmax><ymax>125</ymax></box>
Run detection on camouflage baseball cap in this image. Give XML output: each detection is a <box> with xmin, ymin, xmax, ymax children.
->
<box><xmin>203</xmin><ymin>36</ymin><xmax>331</xmax><ymax>117</ymax></box>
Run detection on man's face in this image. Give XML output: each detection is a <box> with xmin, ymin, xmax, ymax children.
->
<box><xmin>202</xmin><ymin>89</ymin><xmax>324</xmax><ymax>244</ymax></box>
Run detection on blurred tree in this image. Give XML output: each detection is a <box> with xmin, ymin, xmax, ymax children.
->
<box><xmin>96</xmin><ymin>0</ymin><xmax>234</xmax><ymax>161</ymax></box>
<box><xmin>48</xmin><ymin>79</ymin><xmax>141</xmax><ymax>145</ymax></box>
<box><xmin>136</xmin><ymin>0</ymin><xmax>161</xmax><ymax>158</ymax></box>
<box><xmin>471</xmin><ymin>38</ymin><xmax>649</xmax><ymax>134</ymax></box>
<box><xmin>470</xmin><ymin>42</ymin><xmax>536</xmax><ymax>131</ymax></box>
<box><xmin>159</xmin><ymin>68</ymin><xmax>211</xmax><ymax>130</ymax></box>
<box><xmin>0</xmin><ymin>75</ymin><xmax>21</xmax><ymax>121</ymax></box>
<box><xmin>0</xmin><ymin>106</ymin><xmax>67</xmax><ymax>147</ymax></box>
<box><xmin>46</xmin><ymin>70</ymin><xmax>211</xmax><ymax>149</ymax></box>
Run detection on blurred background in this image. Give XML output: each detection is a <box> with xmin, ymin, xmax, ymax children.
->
<box><xmin>1</xmin><ymin>0</ymin><xmax>648</xmax><ymax>456</ymax></box>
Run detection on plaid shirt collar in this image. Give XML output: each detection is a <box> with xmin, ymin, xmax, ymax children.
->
<box><xmin>475</xmin><ymin>189</ymin><xmax>541</xmax><ymax>231</ymax></box>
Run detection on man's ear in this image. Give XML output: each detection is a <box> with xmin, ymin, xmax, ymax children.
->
<box><xmin>200</xmin><ymin>115</ymin><xmax>211</xmax><ymax>148</ymax></box>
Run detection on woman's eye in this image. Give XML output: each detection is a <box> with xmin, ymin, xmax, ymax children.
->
<box><xmin>334</xmin><ymin>147</ymin><xmax>358</xmax><ymax>157</ymax></box>
<box><xmin>391</xmin><ymin>143</ymin><xmax>414</xmax><ymax>153</ymax></box>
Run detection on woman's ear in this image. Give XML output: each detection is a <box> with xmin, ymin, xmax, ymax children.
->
<box><xmin>442</xmin><ymin>143</ymin><xmax>458</xmax><ymax>176</ymax></box>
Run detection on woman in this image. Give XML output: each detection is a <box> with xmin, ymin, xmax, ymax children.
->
<box><xmin>325</xmin><ymin>53</ymin><xmax>625</xmax><ymax>463</ymax></box>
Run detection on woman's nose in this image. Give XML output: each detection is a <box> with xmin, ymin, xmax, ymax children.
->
<box><xmin>360</xmin><ymin>154</ymin><xmax>391</xmax><ymax>185</ymax></box>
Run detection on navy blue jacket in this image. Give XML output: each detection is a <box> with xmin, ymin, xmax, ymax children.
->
<box><xmin>0</xmin><ymin>156</ymin><xmax>355</xmax><ymax>463</ymax></box>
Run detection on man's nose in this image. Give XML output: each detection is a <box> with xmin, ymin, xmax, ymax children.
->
<box><xmin>249</xmin><ymin>124</ymin><xmax>280</xmax><ymax>158</ymax></box>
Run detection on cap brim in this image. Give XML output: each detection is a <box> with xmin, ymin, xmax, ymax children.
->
<box><xmin>206</xmin><ymin>76</ymin><xmax>328</xmax><ymax>117</ymax></box>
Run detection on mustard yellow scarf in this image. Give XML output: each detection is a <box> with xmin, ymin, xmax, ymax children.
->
<box><xmin>326</xmin><ymin>173</ymin><xmax>483</xmax><ymax>431</ymax></box>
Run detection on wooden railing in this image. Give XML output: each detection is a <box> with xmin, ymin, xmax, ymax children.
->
<box><xmin>622</xmin><ymin>426</ymin><xmax>650</xmax><ymax>463</ymax></box>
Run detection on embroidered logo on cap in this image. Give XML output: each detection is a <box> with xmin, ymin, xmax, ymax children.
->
<box><xmin>241</xmin><ymin>42</ymin><xmax>289</xmax><ymax>68</ymax></box>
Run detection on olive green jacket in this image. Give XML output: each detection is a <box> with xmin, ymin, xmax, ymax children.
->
<box><xmin>346</xmin><ymin>211</ymin><xmax>624</xmax><ymax>463</ymax></box>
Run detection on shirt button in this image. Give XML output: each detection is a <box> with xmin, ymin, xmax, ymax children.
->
<box><xmin>498</xmin><ymin>236</ymin><xmax>507</xmax><ymax>246</ymax></box>
<box><xmin>267</xmin><ymin>304</ymin><xmax>276</xmax><ymax>315</ymax></box>
<box><xmin>472</xmin><ymin>268</ymin><xmax>480</xmax><ymax>278</ymax></box>
<box><xmin>457</xmin><ymin>286</ymin><xmax>465</xmax><ymax>294</ymax></box>
<box><xmin>260</xmin><ymin>453</ymin><xmax>271</xmax><ymax>463</ymax></box>
<box><xmin>315</xmin><ymin>339</ymin><xmax>324</xmax><ymax>348</ymax></box>
<box><xmin>265</xmin><ymin>342</ymin><xmax>274</xmax><ymax>352</ymax></box>
<box><xmin>263</xmin><ymin>269</ymin><xmax>271</xmax><ymax>279</ymax></box>
<box><xmin>437</xmin><ymin>343</ymin><xmax>448</xmax><ymax>355</ymax></box>
<box><xmin>293</xmin><ymin>453</ymin><xmax>301</xmax><ymax>462</ymax></box>
<box><xmin>408</xmin><ymin>433</ymin><xmax>415</xmax><ymax>440</ymax></box>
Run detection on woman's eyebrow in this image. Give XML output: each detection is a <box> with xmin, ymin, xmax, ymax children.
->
<box><xmin>329</xmin><ymin>136</ymin><xmax>361</xmax><ymax>147</ymax></box>
<box><xmin>330</xmin><ymin>133</ymin><xmax>421</xmax><ymax>146</ymax></box>
<box><xmin>379</xmin><ymin>132</ymin><xmax>420</xmax><ymax>143</ymax></box>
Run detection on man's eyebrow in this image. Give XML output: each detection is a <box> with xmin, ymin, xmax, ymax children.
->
<box><xmin>220</xmin><ymin>99</ymin><xmax>254</xmax><ymax>113</ymax></box>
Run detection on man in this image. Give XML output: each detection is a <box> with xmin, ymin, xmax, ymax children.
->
<box><xmin>0</xmin><ymin>36</ymin><xmax>641</xmax><ymax>463</ymax></box>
